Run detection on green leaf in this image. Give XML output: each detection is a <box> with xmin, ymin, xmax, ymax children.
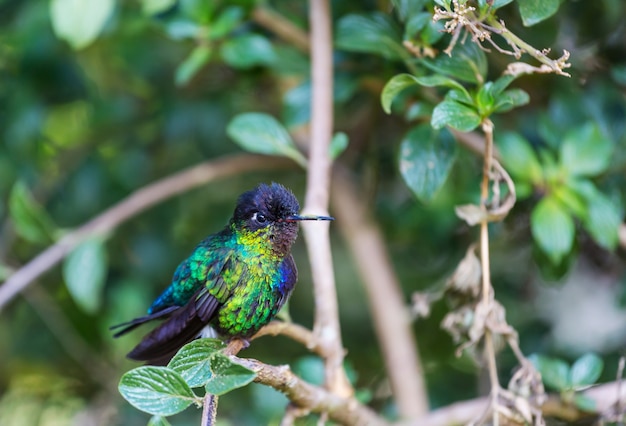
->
<box><xmin>220</xmin><ymin>34</ymin><xmax>276</xmax><ymax>69</ymax></box>
<box><xmin>148</xmin><ymin>416</ymin><xmax>172</xmax><ymax>426</ymax></box>
<box><xmin>422</xmin><ymin>41</ymin><xmax>487</xmax><ymax>84</ymax></box>
<box><xmin>204</xmin><ymin>354</ymin><xmax>256</xmax><ymax>396</ymax></box>
<box><xmin>493</xmin><ymin>89</ymin><xmax>530</xmax><ymax>113</ymax></box>
<box><xmin>517</xmin><ymin>0</ymin><xmax>560</xmax><ymax>26</ymax></box>
<box><xmin>570</xmin><ymin>353</ymin><xmax>603</xmax><ymax>387</ymax></box>
<box><xmin>330</xmin><ymin>132</ymin><xmax>349</xmax><ymax>160</ymax></box>
<box><xmin>63</xmin><ymin>238</ymin><xmax>108</xmax><ymax>314</ymax></box>
<box><xmin>392</xmin><ymin>0</ymin><xmax>429</xmax><ymax>22</ymax></box>
<box><xmin>9</xmin><ymin>182</ymin><xmax>58</xmax><ymax>244</ymax></box>
<box><xmin>560</xmin><ymin>123</ymin><xmax>613</xmax><ymax>177</ymax></box>
<box><xmin>489</xmin><ymin>74</ymin><xmax>517</xmax><ymax>96</ymax></box>
<box><xmin>431</xmin><ymin>99</ymin><xmax>481</xmax><ymax>132</ymax></box>
<box><xmin>50</xmin><ymin>0</ymin><xmax>114</xmax><ymax>50</ymax></box>
<box><xmin>175</xmin><ymin>45</ymin><xmax>212</xmax><ymax>86</ymax></box>
<box><xmin>497</xmin><ymin>133</ymin><xmax>543</xmax><ymax>184</ymax></box>
<box><xmin>382</xmin><ymin>74</ymin><xmax>468</xmax><ymax>114</ymax></box>
<box><xmin>335</xmin><ymin>13</ymin><xmax>405</xmax><ymax>60</ymax></box>
<box><xmin>119</xmin><ymin>366</ymin><xmax>197</xmax><ymax>416</ymax></box>
<box><xmin>168</xmin><ymin>339</ymin><xmax>225</xmax><ymax>388</ymax></box>
<box><xmin>209</xmin><ymin>6</ymin><xmax>244</xmax><ymax>39</ymax></box>
<box><xmin>399</xmin><ymin>124</ymin><xmax>457</xmax><ymax>202</ymax></box>
<box><xmin>531</xmin><ymin>196</ymin><xmax>575</xmax><ymax>265</ymax></box>
<box><xmin>529</xmin><ymin>354</ymin><xmax>571</xmax><ymax>391</ymax></box>
<box><xmin>227</xmin><ymin>113</ymin><xmax>307</xmax><ymax>167</ymax></box>
<box><xmin>142</xmin><ymin>0</ymin><xmax>176</xmax><ymax>15</ymax></box>
<box><xmin>573</xmin><ymin>394</ymin><xmax>597</xmax><ymax>412</ymax></box>
<box><xmin>475</xmin><ymin>83</ymin><xmax>495</xmax><ymax>115</ymax></box>
<box><xmin>567</xmin><ymin>179</ymin><xmax>621</xmax><ymax>250</ymax></box>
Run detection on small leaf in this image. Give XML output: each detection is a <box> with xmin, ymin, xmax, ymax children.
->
<box><xmin>529</xmin><ymin>354</ymin><xmax>571</xmax><ymax>391</ymax></box>
<box><xmin>227</xmin><ymin>113</ymin><xmax>307</xmax><ymax>167</ymax></box>
<box><xmin>148</xmin><ymin>416</ymin><xmax>173</xmax><ymax>426</ymax></box>
<box><xmin>560</xmin><ymin>123</ymin><xmax>613</xmax><ymax>177</ymax></box>
<box><xmin>335</xmin><ymin>13</ymin><xmax>405</xmax><ymax>60</ymax></box>
<box><xmin>168</xmin><ymin>339</ymin><xmax>225</xmax><ymax>388</ymax></box>
<box><xmin>9</xmin><ymin>181</ymin><xmax>58</xmax><ymax>244</ymax></box>
<box><xmin>119</xmin><ymin>366</ymin><xmax>197</xmax><ymax>416</ymax></box>
<box><xmin>565</xmin><ymin>178</ymin><xmax>621</xmax><ymax>250</ymax></box>
<box><xmin>497</xmin><ymin>133</ymin><xmax>543</xmax><ymax>184</ymax></box>
<box><xmin>531</xmin><ymin>196</ymin><xmax>574</xmax><ymax>265</ymax></box>
<box><xmin>50</xmin><ymin>0</ymin><xmax>114</xmax><ymax>50</ymax></box>
<box><xmin>220</xmin><ymin>34</ymin><xmax>276</xmax><ymax>69</ymax></box>
<box><xmin>517</xmin><ymin>0</ymin><xmax>560</xmax><ymax>26</ymax></box>
<box><xmin>570</xmin><ymin>353</ymin><xmax>603</xmax><ymax>387</ymax></box>
<box><xmin>399</xmin><ymin>124</ymin><xmax>457</xmax><ymax>202</ymax></box>
<box><xmin>175</xmin><ymin>45</ymin><xmax>212</xmax><ymax>86</ymax></box>
<box><xmin>573</xmin><ymin>394</ymin><xmax>597</xmax><ymax>412</ymax></box>
<box><xmin>204</xmin><ymin>354</ymin><xmax>256</xmax><ymax>396</ymax></box>
<box><xmin>493</xmin><ymin>89</ymin><xmax>530</xmax><ymax>113</ymax></box>
<box><xmin>209</xmin><ymin>6</ymin><xmax>244</xmax><ymax>39</ymax></box>
<box><xmin>422</xmin><ymin>41</ymin><xmax>487</xmax><ymax>84</ymax></box>
<box><xmin>63</xmin><ymin>238</ymin><xmax>108</xmax><ymax>314</ymax></box>
<box><xmin>142</xmin><ymin>0</ymin><xmax>176</xmax><ymax>15</ymax></box>
<box><xmin>382</xmin><ymin>74</ymin><xmax>469</xmax><ymax>114</ymax></box>
<box><xmin>330</xmin><ymin>132</ymin><xmax>349</xmax><ymax>159</ymax></box>
<box><xmin>431</xmin><ymin>99</ymin><xmax>481</xmax><ymax>132</ymax></box>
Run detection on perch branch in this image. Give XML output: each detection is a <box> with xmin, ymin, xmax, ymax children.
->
<box><xmin>0</xmin><ymin>154</ymin><xmax>294</xmax><ymax>311</ymax></box>
<box><xmin>234</xmin><ymin>356</ymin><xmax>387</xmax><ymax>426</ymax></box>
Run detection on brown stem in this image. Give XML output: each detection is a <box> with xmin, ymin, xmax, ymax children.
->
<box><xmin>252</xmin><ymin>321</ymin><xmax>324</xmax><ymax>356</ymax></box>
<box><xmin>479</xmin><ymin>120</ymin><xmax>501</xmax><ymax>425</ymax></box>
<box><xmin>252</xmin><ymin>6</ymin><xmax>310</xmax><ymax>53</ymax></box>
<box><xmin>404</xmin><ymin>380</ymin><xmax>625</xmax><ymax>426</ymax></box>
<box><xmin>303</xmin><ymin>0</ymin><xmax>352</xmax><ymax>398</ymax></box>
<box><xmin>331</xmin><ymin>169</ymin><xmax>429</xmax><ymax>419</ymax></box>
<box><xmin>234</xmin><ymin>357</ymin><xmax>388</xmax><ymax>426</ymax></box>
<box><xmin>0</xmin><ymin>154</ymin><xmax>295</xmax><ymax>311</ymax></box>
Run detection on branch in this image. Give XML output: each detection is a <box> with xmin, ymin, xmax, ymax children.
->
<box><xmin>409</xmin><ymin>380</ymin><xmax>625</xmax><ymax>426</ymax></box>
<box><xmin>234</xmin><ymin>356</ymin><xmax>388</xmax><ymax>426</ymax></box>
<box><xmin>331</xmin><ymin>169</ymin><xmax>429</xmax><ymax>419</ymax></box>
<box><xmin>252</xmin><ymin>320</ymin><xmax>324</xmax><ymax>356</ymax></box>
<box><xmin>0</xmin><ymin>154</ymin><xmax>294</xmax><ymax>311</ymax></box>
<box><xmin>252</xmin><ymin>6</ymin><xmax>310</xmax><ymax>53</ymax></box>
<box><xmin>302</xmin><ymin>0</ymin><xmax>352</xmax><ymax>397</ymax></box>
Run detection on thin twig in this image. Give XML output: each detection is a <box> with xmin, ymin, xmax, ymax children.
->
<box><xmin>0</xmin><ymin>154</ymin><xmax>295</xmax><ymax>311</ymax></box>
<box><xmin>479</xmin><ymin>119</ymin><xmax>501</xmax><ymax>425</ymax></box>
<box><xmin>303</xmin><ymin>0</ymin><xmax>352</xmax><ymax>398</ymax></box>
<box><xmin>252</xmin><ymin>321</ymin><xmax>324</xmax><ymax>356</ymax></box>
<box><xmin>252</xmin><ymin>6</ymin><xmax>310</xmax><ymax>53</ymax></box>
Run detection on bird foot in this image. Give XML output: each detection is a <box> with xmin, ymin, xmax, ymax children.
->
<box><xmin>225</xmin><ymin>338</ymin><xmax>249</xmax><ymax>355</ymax></box>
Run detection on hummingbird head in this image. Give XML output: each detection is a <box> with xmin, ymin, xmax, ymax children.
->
<box><xmin>232</xmin><ymin>183</ymin><xmax>333</xmax><ymax>256</ymax></box>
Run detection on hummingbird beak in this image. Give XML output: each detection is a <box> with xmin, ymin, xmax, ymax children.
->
<box><xmin>282</xmin><ymin>214</ymin><xmax>335</xmax><ymax>222</ymax></box>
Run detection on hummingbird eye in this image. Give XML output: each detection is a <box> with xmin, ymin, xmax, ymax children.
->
<box><xmin>252</xmin><ymin>212</ymin><xmax>268</xmax><ymax>224</ymax></box>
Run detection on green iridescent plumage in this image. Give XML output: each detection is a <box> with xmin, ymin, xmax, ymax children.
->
<box><xmin>112</xmin><ymin>183</ymin><xmax>332</xmax><ymax>363</ymax></box>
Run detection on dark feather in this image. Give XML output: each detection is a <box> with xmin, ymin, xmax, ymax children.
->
<box><xmin>126</xmin><ymin>289</ymin><xmax>221</xmax><ymax>363</ymax></box>
<box><xmin>110</xmin><ymin>305</ymin><xmax>180</xmax><ymax>337</ymax></box>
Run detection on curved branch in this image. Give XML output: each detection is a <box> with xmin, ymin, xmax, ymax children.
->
<box><xmin>0</xmin><ymin>154</ymin><xmax>295</xmax><ymax>311</ymax></box>
<box><xmin>331</xmin><ymin>169</ymin><xmax>429</xmax><ymax>419</ymax></box>
<box><xmin>235</xmin><ymin>356</ymin><xmax>388</xmax><ymax>426</ymax></box>
<box><xmin>410</xmin><ymin>380</ymin><xmax>624</xmax><ymax>426</ymax></box>
<box><xmin>252</xmin><ymin>321</ymin><xmax>324</xmax><ymax>356</ymax></box>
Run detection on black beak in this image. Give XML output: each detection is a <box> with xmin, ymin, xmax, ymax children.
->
<box><xmin>282</xmin><ymin>214</ymin><xmax>335</xmax><ymax>222</ymax></box>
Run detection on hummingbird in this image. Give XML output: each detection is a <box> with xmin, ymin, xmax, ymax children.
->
<box><xmin>112</xmin><ymin>183</ymin><xmax>333</xmax><ymax>364</ymax></box>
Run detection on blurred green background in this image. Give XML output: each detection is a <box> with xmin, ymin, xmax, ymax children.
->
<box><xmin>1</xmin><ymin>0</ymin><xmax>626</xmax><ymax>424</ymax></box>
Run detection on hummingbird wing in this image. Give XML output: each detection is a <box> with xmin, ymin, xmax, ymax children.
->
<box><xmin>125</xmin><ymin>253</ymin><xmax>245</xmax><ymax>363</ymax></box>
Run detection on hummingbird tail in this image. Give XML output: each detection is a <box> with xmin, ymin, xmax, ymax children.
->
<box><xmin>110</xmin><ymin>305</ymin><xmax>179</xmax><ymax>338</ymax></box>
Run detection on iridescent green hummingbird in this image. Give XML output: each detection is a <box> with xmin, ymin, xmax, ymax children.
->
<box><xmin>112</xmin><ymin>183</ymin><xmax>333</xmax><ymax>363</ymax></box>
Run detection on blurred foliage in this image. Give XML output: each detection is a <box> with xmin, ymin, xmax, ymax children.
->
<box><xmin>1</xmin><ymin>0</ymin><xmax>626</xmax><ymax>424</ymax></box>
